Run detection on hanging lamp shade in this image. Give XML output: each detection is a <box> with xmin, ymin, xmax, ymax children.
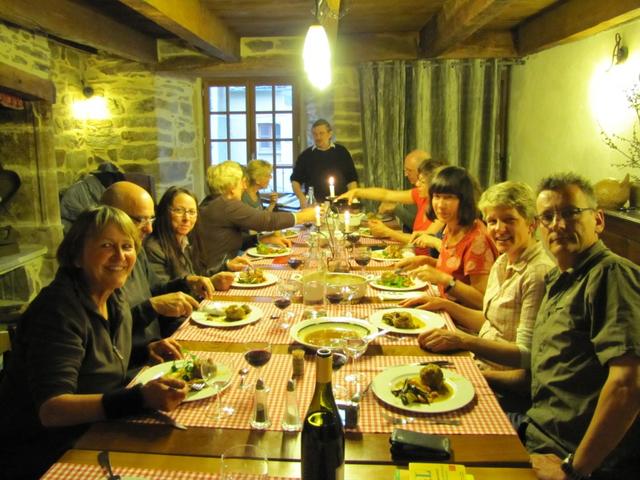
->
<box><xmin>303</xmin><ymin>23</ymin><xmax>332</xmax><ymax>90</ymax></box>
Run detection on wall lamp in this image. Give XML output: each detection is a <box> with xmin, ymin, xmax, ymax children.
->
<box><xmin>72</xmin><ymin>82</ymin><xmax>109</xmax><ymax>121</ymax></box>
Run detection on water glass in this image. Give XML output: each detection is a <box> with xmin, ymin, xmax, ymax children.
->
<box><xmin>220</xmin><ymin>444</ymin><xmax>268</xmax><ymax>479</ymax></box>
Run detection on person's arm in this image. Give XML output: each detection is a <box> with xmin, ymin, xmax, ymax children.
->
<box><xmin>401</xmin><ymin>295</ymin><xmax>485</xmax><ymax>331</ymax></box>
<box><xmin>368</xmin><ymin>219</ymin><xmax>411</xmax><ymax>243</ymax></box>
<box><xmin>347</xmin><ymin>181</ymin><xmax>358</xmax><ymax>190</ymax></box>
<box><xmin>410</xmin><ymin>265</ymin><xmax>487</xmax><ymax>309</ymax></box>
<box><xmin>292</xmin><ymin>180</ymin><xmax>307</xmax><ymax>208</ymax></box>
<box><xmin>531</xmin><ymin>354</ymin><xmax>640</xmax><ymax>479</ymax></box>
<box><xmin>336</xmin><ymin>187</ymin><xmax>414</xmax><ymax>205</ymax></box>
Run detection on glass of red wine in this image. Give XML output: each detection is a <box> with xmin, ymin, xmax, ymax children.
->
<box><xmin>273</xmin><ymin>279</ymin><xmax>298</xmax><ymax>330</ymax></box>
<box><xmin>345</xmin><ymin>231</ymin><xmax>361</xmax><ymax>250</ymax></box>
<box><xmin>354</xmin><ymin>246</ymin><xmax>372</xmax><ymax>273</ymax></box>
<box><xmin>243</xmin><ymin>341</ymin><xmax>273</xmax><ymax>392</ymax></box>
<box><xmin>287</xmin><ymin>255</ymin><xmax>303</xmax><ymax>270</ymax></box>
<box><xmin>325</xmin><ymin>282</ymin><xmax>344</xmax><ymax>305</ymax></box>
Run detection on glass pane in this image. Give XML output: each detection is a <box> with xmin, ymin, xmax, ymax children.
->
<box><xmin>256</xmin><ymin>141</ymin><xmax>273</xmax><ymax>163</ymax></box>
<box><xmin>210</xmin><ymin>142</ymin><xmax>228</xmax><ymax>165</ymax></box>
<box><xmin>255</xmin><ymin>113</ymin><xmax>273</xmax><ymax>139</ymax></box>
<box><xmin>229</xmin><ymin>114</ymin><xmax>246</xmax><ymax>139</ymax></box>
<box><xmin>230</xmin><ymin>141</ymin><xmax>247</xmax><ymax>164</ymax></box>
<box><xmin>275</xmin><ymin>85</ymin><xmax>292</xmax><ymax>110</ymax></box>
<box><xmin>229</xmin><ymin>86</ymin><xmax>246</xmax><ymax>112</ymax></box>
<box><xmin>275</xmin><ymin>167</ymin><xmax>293</xmax><ymax>193</ymax></box>
<box><xmin>209</xmin><ymin>86</ymin><xmax>227</xmax><ymax>111</ymax></box>
<box><xmin>210</xmin><ymin>114</ymin><xmax>227</xmax><ymax>139</ymax></box>
<box><xmin>275</xmin><ymin>113</ymin><xmax>292</xmax><ymax>138</ymax></box>
<box><xmin>255</xmin><ymin>85</ymin><xmax>273</xmax><ymax>111</ymax></box>
<box><xmin>276</xmin><ymin>140</ymin><xmax>293</xmax><ymax>166</ymax></box>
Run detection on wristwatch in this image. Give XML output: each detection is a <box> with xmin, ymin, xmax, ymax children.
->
<box><xmin>444</xmin><ymin>277</ymin><xmax>456</xmax><ymax>293</ymax></box>
<box><xmin>561</xmin><ymin>454</ymin><xmax>591</xmax><ymax>480</ymax></box>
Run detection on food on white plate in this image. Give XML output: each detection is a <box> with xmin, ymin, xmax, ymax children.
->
<box><xmin>381</xmin><ymin>311</ymin><xmax>424</xmax><ymax>329</ymax></box>
<box><xmin>165</xmin><ymin>354</ymin><xmax>212</xmax><ymax>390</ymax></box>
<box><xmin>391</xmin><ymin>364</ymin><xmax>451</xmax><ymax>405</ymax></box>
<box><xmin>378</xmin><ymin>271</ymin><xmax>414</xmax><ymax>288</ymax></box>
<box><xmin>237</xmin><ymin>269</ymin><xmax>267</xmax><ymax>284</ymax></box>
<box><xmin>380</xmin><ymin>245</ymin><xmax>404</xmax><ymax>259</ymax></box>
<box><xmin>303</xmin><ymin>327</ymin><xmax>363</xmax><ymax>347</ymax></box>
<box><xmin>256</xmin><ymin>243</ymin><xmax>288</xmax><ymax>255</ymax></box>
<box><xmin>205</xmin><ymin>304</ymin><xmax>252</xmax><ymax>322</ymax></box>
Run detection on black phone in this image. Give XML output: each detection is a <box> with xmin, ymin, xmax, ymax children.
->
<box><xmin>389</xmin><ymin>428</ymin><xmax>451</xmax><ymax>461</ymax></box>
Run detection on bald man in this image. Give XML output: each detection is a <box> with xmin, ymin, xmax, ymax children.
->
<box><xmin>378</xmin><ymin>149</ymin><xmax>430</xmax><ymax>230</ymax></box>
<box><xmin>101</xmin><ymin>182</ymin><xmax>225</xmax><ymax>372</ymax></box>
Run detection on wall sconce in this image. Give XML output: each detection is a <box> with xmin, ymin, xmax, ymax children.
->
<box><xmin>607</xmin><ymin>33</ymin><xmax>628</xmax><ymax>71</ymax></box>
<box><xmin>303</xmin><ymin>0</ymin><xmax>332</xmax><ymax>90</ymax></box>
<box><xmin>72</xmin><ymin>83</ymin><xmax>109</xmax><ymax>121</ymax></box>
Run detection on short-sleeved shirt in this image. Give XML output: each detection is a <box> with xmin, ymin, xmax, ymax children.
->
<box><xmin>478</xmin><ymin>242</ymin><xmax>554</xmax><ymax>369</ymax></box>
<box><xmin>436</xmin><ymin>220</ymin><xmax>498</xmax><ymax>295</ymax></box>
<box><xmin>526</xmin><ymin>241</ymin><xmax>640</xmax><ymax>472</ymax></box>
<box><xmin>290</xmin><ymin>143</ymin><xmax>358</xmax><ymax>200</ymax></box>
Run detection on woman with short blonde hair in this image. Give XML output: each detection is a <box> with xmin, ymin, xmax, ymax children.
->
<box><xmin>243</xmin><ymin>159</ymin><xmax>278</xmax><ymax>211</ymax></box>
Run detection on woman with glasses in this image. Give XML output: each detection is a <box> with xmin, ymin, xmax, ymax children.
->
<box><xmin>145</xmin><ymin>187</ymin><xmax>248</xmax><ymax>289</ymax></box>
<box><xmin>243</xmin><ymin>159</ymin><xmax>278</xmax><ymax>211</ymax></box>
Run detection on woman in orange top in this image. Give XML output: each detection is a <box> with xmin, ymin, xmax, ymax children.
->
<box><xmin>397</xmin><ymin>166</ymin><xmax>498</xmax><ymax>309</ymax></box>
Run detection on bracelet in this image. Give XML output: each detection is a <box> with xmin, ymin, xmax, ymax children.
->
<box><xmin>561</xmin><ymin>454</ymin><xmax>591</xmax><ymax>480</ymax></box>
<box><xmin>102</xmin><ymin>384</ymin><xmax>147</xmax><ymax>419</ymax></box>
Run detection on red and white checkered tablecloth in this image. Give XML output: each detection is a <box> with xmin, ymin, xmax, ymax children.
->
<box><xmin>172</xmin><ymin>296</ymin><xmax>453</xmax><ymax>347</ymax></box>
<box><xmin>41</xmin><ymin>462</ymin><xmax>294</xmax><ymax>479</ymax></box>
<box><xmin>130</xmin><ymin>351</ymin><xmax>514</xmax><ymax>436</ymax></box>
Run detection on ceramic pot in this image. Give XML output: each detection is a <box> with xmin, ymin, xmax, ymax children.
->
<box><xmin>594</xmin><ymin>174</ymin><xmax>630</xmax><ymax>209</ymax></box>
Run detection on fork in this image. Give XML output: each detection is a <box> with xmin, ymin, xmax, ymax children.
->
<box><xmin>150</xmin><ymin>410</ymin><xmax>188</xmax><ymax>430</ymax></box>
<box><xmin>97</xmin><ymin>450</ymin><xmax>121</xmax><ymax>480</ymax></box>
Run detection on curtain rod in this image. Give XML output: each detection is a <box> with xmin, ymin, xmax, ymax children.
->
<box><xmin>359</xmin><ymin>58</ymin><xmax>525</xmax><ymax>69</ymax></box>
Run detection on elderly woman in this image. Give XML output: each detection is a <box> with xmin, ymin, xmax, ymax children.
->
<box><xmin>242</xmin><ymin>159</ymin><xmax>279</xmax><ymax>211</ymax></box>
<box><xmin>398</xmin><ymin>166</ymin><xmax>498</xmax><ymax>309</ymax></box>
<box><xmin>336</xmin><ymin>158</ymin><xmax>446</xmax><ymax>249</ymax></box>
<box><xmin>194</xmin><ymin>160</ymin><xmax>316</xmax><ymax>273</ymax></box>
<box><xmin>145</xmin><ymin>186</ymin><xmax>249</xmax><ymax>289</ymax></box>
<box><xmin>0</xmin><ymin>207</ymin><xmax>187</xmax><ymax>478</ymax></box>
<box><xmin>402</xmin><ymin>182</ymin><xmax>554</xmax><ymax>402</ymax></box>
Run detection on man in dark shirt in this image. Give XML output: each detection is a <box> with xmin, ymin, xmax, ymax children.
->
<box><xmin>291</xmin><ymin>118</ymin><xmax>358</xmax><ymax>206</ymax></box>
<box><xmin>525</xmin><ymin>173</ymin><xmax>640</xmax><ymax>480</ymax></box>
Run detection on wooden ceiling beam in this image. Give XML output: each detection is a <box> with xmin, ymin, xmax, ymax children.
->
<box><xmin>0</xmin><ymin>0</ymin><xmax>157</xmax><ymax>63</ymax></box>
<box><xmin>0</xmin><ymin>61</ymin><xmax>56</xmax><ymax>103</ymax></box>
<box><xmin>517</xmin><ymin>0</ymin><xmax>640</xmax><ymax>55</ymax></box>
<box><xmin>419</xmin><ymin>0</ymin><xmax>512</xmax><ymax>58</ymax></box>
<box><xmin>117</xmin><ymin>0</ymin><xmax>240</xmax><ymax>62</ymax></box>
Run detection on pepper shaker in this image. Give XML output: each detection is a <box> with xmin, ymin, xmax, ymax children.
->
<box><xmin>250</xmin><ymin>378</ymin><xmax>271</xmax><ymax>429</ymax></box>
<box><xmin>281</xmin><ymin>378</ymin><xmax>301</xmax><ymax>431</ymax></box>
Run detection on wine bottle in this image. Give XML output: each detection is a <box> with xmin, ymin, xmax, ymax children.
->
<box><xmin>301</xmin><ymin>348</ymin><xmax>345</xmax><ymax>480</ymax></box>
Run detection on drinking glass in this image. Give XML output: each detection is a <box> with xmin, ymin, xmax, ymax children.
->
<box><xmin>201</xmin><ymin>358</ymin><xmax>234</xmax><ymax>420</ymax></box>
<box><xmin>343</xmin><ymin>337</ymin><xmax>369</xmax><ymax>390</ymax></box>
<box><xmin>354</xmin><ymin>246</ymin><xmax>372</xmax><ymax>273</ymax></box>
<box><xmin>325</xmin><ymin>282</ymin><xmax>344</xmax><ymax>305</ymax></box>
<box><xmin>287</xmin><ymin>254</ymin><xmax>304</xmax><ymax>270</ymax></box>
<box><xmin>220</xmin><ymin>444</ymin><xmax>268</xmax><ymax>479</ymax></box>
<box><xmin>243</xmin><ymin>341</ymin><xmax>272</xmax><ymax>391</ymax></box>
<box><xmin>345</xmin><ymin>231</ymin><xmax>361</xmax><ymax>250</ymax></box>
<box><xmin>273</xmin><ymin>279</ymin><xmax>298</xmax><ymax>330</ymax></box>
<box><xmin>327</xmin><ymin>339</ymin><xmax>350</xmax><ymax>400</ymax></box>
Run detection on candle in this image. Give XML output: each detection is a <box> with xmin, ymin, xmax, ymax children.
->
<box><xmin>344</xmin><ymin>210</ymin><xmax>350</xmax><ymax>233</ymax></box>
<box><xmin>328</xmin><ymin>176</ymin><xmax>335</xmax><ymax>198</ymax></box>
<box><xmin>315</xmin><ymin>205</ymin><xmax>321</xmax><ymax>227</ymax></box>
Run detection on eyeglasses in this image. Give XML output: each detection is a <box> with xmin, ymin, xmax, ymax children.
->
<box><xmin>130</xmin><ymin>215</ymin><xmax>156</xmax><ymax>227</ymax></box>
<box><xmin>537</xmin><ymin>207</ymin><xmax>595</xmax><ymax>227</ymax></box>
<box><xmin>170</xmin><ymin>207</ymin><xmax>198</xmax><ymax>217</ymax></box>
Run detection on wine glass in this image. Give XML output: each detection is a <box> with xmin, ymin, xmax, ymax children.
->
<box><xmin>327</xmin><ymin>339</ymin><xmax>350</xmax><ymax>400</ymax></box>
<box><xmin>325</xmin><ymin>282</ymin><xmax>344</xmax><ymax>305</ymax></box>
<box><xmin>273</xmin><ymin>279</ymin><xmax>298</xmax><ymax>330</ymax></box>
<box><xmin>287</xmin><ymin>254</ymin><xmax>303</xmax><ymax>270</ymax></box>
<box><xmin>243</xmin><ymin>341</ymin><xmax>272</xmax><ymax>391</ymax></box>
<box><xmin>345</xmin><ymin>231</ymin><xmax>361</xmax><ymax>250</ymax></box>
<box><xmin>343</xmin><ymin>337</ymin><xmax>369</xmax><ymax>391</ymax></box>
<box><xmin>354</xmin><ymin>246</ymin><xmax>372</xmax><ymax>273</ymax></box>
<box><xmin>220</xmin><ymin>444</ymin><xmax>268</xmax><ymax>479</ymax></box>
<box><xmin>201</xmin><ymin>358</ymin><xmax>234</xmax><ymax>420</ymax></box>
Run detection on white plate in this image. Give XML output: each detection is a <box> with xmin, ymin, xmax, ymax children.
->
<box><xmin>232</xmin><ymin>271</ymin><xmax>278</xmax><ymax>288</ymax></box>
<box><xmin>369</xmin><ymin>276</ymin><xmax>428</xmax><ymax>291</ymax></box>
<box><xmin>135</xmin><ymin>359</ymin><xmax>232</xmax><ymax>402</ymax></box>
<box><xmin>368</xmin><ymin>308</ymin><xmax>445</xmax><ymax>334</ymax></box>
<box><xmin>246</xmin><ymin>246</ymin><xmax>292</xmax><ymax>258</ymax></box>
<box><xmin>280</xmin><ymin>228</ymin><xmax>301</xmax><ymax>239</ymax></box>
<box><xmin>372</xmin><ymin>364</ymin><xmax>475</xmax><ymax>413</ymax></box>
<box><xmin>358</xmin><ymin>227</ymin><xmax>374</xmax><ymax>238</ymax></box>
<box><xmin>371</xmin><ymin>249</ymin><xmax>415</xmax><ymax>262</ymax></box>
<box><xmin>290</xmin><ymin>317</ymin><xmax>378</xmax><ymax>349</ymax></box>
<box><xmin>192</xmin><ymin>303</ymin><xmax>263</xmax><ymax>328</ymax></box>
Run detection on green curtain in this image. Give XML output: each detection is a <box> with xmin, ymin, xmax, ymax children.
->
<box><xmin>360</xmin><ymin>59</ymin><xmax>507</xmax><ymax>190</ymax></box>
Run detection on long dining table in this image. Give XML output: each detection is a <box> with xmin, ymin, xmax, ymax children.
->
<box><xmin>49</xmin><ymin>225</ymin><xmax>535</xmax><ymax>479</ymax></box>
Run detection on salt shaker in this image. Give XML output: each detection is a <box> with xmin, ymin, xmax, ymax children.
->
<box><xmin>281</xmin><ymin>378</ymin><xmax>301</xmax><ymax>432</ymax></box>
<box><xmin>292</xmin><ymin>348</ymin><xmax>305</xmax><ymax>378</ymax></box>
<box><xmin>250</xmin><ymin>378</ymin><xmax>271</xmax><ymax>429</ymax></box>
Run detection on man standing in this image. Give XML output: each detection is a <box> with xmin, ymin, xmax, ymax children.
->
<box><xmin>291</xmin><ymin>119</ymin><xmax>358</xmax><ymax>207</ymax></box>
<box><xmin>526</xmin><ymin>173</ymin><xmax>640</xmax><ymax>479</ymax></box>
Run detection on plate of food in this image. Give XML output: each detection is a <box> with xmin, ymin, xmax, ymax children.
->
<box><xmin>290</xmin><ymin>317</ymin><xmax>377</xmax><ymax>349</ymax></box>
<box><xmin>192</xmin><ymin>303</ymin><xmax>263</xmax><ymax>328</ymax></box>
<box><xmin>135</xmin><ymin>355</ymin><xmax>232</xmax><ymax>402</ymax></box>
<box><xmin>369</xmin><ymin>272</ymin><xmax>428</xmax><ymax>291</ymax></box>
<box><xmin>368</xmin><ymin>308</ymin><xmax>445</xmax><ymax>334</ymax></box>
<box><xmin>232</xmin><ymin>269</ymin><xmax>278</xmax><ymax>288</ymax></box>
<box><xmin>279</xmin><ymin>228</ymin><xmax>301</xmax><ymax>239</ymax></box>
<box><xmin>372</xmin><ymin>363</ymin><xmax>475</xmax><ymax>413</ymax></box>
<box><xmin>371</xmin><ymin>245</ymin><xmax>415</xmax><ymax>261</ymax></box>
<box><xmin>246</xmin><ymin>243</ymin><xmax>292</xmax><ymax>258</ymax></box>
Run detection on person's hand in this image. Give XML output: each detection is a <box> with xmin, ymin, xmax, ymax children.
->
<box><xmin>399</xmin><ymin>293</ymin><xmax>442</xmax><ymax>309</ymax></box>
<box><xmin>268</xmin><ymin>192</ymin><xmax>279</xmax><ymax>208</ymax></box>
<box><xmin>211</xmin><ymin>271</ymin><xmax>234</xmax><ymax>291</ymax></box>
<box><xmin>296</xmin><ymin>206</ymin><xmax>321</xmax><ymax>224</ymax></box>
<box><xmin>141</xmin><ymin>377</ymin><xmax>188</xmax><ymax>412</ymax></box>
<box><xmin>185</xmin><ymin>275</ymin><xmax>214</xmax><ymax>299</ymax></box>
<box><xmin>336</xmin><ymin>189</ymin><xmax>358</xmax><ymax>204</ymax></box>
<box><xmin>260</xmin><ymin>234</ymin><xmax>292</xmax><ymax>248</ymax></box>
<box><xmin>530</xmin><ymin>453</ymin><xmax>567</xmax><ymax>480</ymax></box>
<box><xmin>226</xmin><ymin>256</ymin><xmax>251</xmax><ymax>272</ymax></box>
<box><xmin>410</xmin><ymin>264</ymin><xmax>450</xmax><ymax>285</ymax></box>
<box><xmin>147</xmin><ymin>338</ymin><xmax>183</xmax><ymax>364</ymax></box>
<box><xmin>368</xmin><ymin>219</ymin><xmax>392</xmax><ymax>238</ymax></box>
<box><xmin>410</xmin><ymin>232</ymin><xmax>441</xmax><ymax>250</ymax></box>
<box><xmin>149</xmin><ymin>292</ymin><xmax>199</xmax><ymax>317</ymax></box>
<box><xmin>377</xmin><ymin>201</ymin><xmax>396</xmax><ymax>214</ymax></box>
<box><xmin>395</xmin><ymin>255</ymin><xmax>431</xmax><ymax>271</ymax></box>
<box><xmin>418</xmin><ymin>328</ymin><xmax>467</xmax><ymax>352</ymax></box>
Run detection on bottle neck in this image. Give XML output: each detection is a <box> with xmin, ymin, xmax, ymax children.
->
<box><xmin>316</xmin><ymin>354</ymin><xmax>332</xmax><ymax>384</ymax></box>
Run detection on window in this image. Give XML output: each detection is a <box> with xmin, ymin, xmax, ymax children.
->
<box><xmin>205</xmin><ymin>80</ymin><xmax>298</xmax><ymax>193</ymax></box>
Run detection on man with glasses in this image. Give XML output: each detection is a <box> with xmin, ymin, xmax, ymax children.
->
<box><xmin>524</xmin><ymin>173</ymin><xmax>640</xmax><ymax>479</ymax></box>
<box><xmin>101</xmin><ymin>182</ymin><xmax>214</xmax><ymax>375</ymax></box>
